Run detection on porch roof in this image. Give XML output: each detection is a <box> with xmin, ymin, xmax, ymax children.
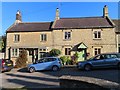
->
<box><xmin>71</xmin><ymin>42</ymin><xmax>87</xmax><ymax>51</ymax></box>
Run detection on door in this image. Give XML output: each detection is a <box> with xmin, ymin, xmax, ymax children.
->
<box><xmin>35</xmin><ymin>58</ymin><xmax>46</xmax><ymax>70</ymax></box>
<box><xmin>77</xmin><ymin>50</ymin><xmax>85</xmax><ymax>62</ymax></box>
<box><xmin>104</xmin><ymin>54</ymin><xmax>118</xmax><ymax>66</ymax></box>
<box><xmin>35</xmin><ymin>58</ymin><xmax>53</xmax><ymax>70</ymax></box>
<box><xmin>91</xmin><ymin>55</ymin><xmax>106</xmax><ymax>68</ymax></box>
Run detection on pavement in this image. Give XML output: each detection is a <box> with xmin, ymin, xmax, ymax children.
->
<box><xmin>1</xmin><ymin>66</ymin><xmax>120</xmax><ymax>89</ymax></box>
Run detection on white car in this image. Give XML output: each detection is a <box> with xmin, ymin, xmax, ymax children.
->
<box><xmin>27</xmin><ymin>57</ymin><xmax>62</xmax><ymax>73</ymax></box>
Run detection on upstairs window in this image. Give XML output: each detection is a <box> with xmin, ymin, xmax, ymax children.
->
<box><xmin>41</xmin><ymin>34</ymin><xmax>47</xmax><ymax>41</ymax></box>
<box><xmin>14</xmin><ymin>34</ymin><xmax>20</xmax><ymax>42</ymax></box>
<box><xmin>64</xmin><ymin>32</ymin><xmax>71</xmax><ymax>40</ymax></box>
<box><xmin>93</xmin><ymin>31</ymin><xmax>101</xmax><ymax>39</ymax></box>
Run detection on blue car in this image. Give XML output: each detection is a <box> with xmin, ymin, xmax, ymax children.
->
<box><xmin>77</xmin><ymin>53</ymin><xmax>120</xmax><ymax>71</ymax></box>
<box><xmin>27</xmin><ymin>57</ymin><xmax>62</xmax><ymax>73</ymax></box>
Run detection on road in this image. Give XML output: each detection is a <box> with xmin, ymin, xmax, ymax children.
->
<box><xmin>1</xmin><ymin>66</ymin><xmax>120</xmax><ymax>89</ymax></box>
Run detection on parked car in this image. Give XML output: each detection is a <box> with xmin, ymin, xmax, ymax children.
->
<box><xmin>27</xmin><ymin>57</ymin><xmax>62</xmax><ymax>73</ymax></box>
<box><xmin>0</xmin><ymin>59</ymin><xmax>13</xmax><ymax>72</ymax></box>
<box><xmin>77</xmin><ymin>53</ymin><xmax>120</xmax><ymax>71</ymax></box>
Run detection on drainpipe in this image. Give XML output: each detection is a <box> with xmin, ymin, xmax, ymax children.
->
<box><xmin>116</xmin><ymin>34</ymin><xmax>119</xmax><ymax>53</ymax></box>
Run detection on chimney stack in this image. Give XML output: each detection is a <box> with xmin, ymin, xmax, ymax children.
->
<box><xmin>103</xmin><ymin>5</ymin><xmax>108</xmax><ymax>17</ymax></box>
<box><xmin>15</xmin><ymin>10</ymin><xmax>22</xmax><ymax>24</ymax></box>
<box><xmin>55</xmin><ymin>8</ymin><xmax>60</xmax><ymax>20</ymax></box>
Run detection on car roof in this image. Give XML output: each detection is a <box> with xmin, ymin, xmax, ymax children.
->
<box><xmin>97</xmin><ymin>52</ymin><xmax>120</xmax><ymax>55</ymax></box>
<box><xmin>41</xmin><ymin>57</ymin><xmax>59</xmax><ymax>59</ymax></box>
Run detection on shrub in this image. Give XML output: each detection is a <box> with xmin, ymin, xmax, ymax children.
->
<box><xmin>15</xmin><ymin>49</ymin><xmax>28</xmax><ymax>68</ymax></box>
<box><xmin>60</xmin><ymin>56</ymin><xmax>72</xmax><ymax>65</ymax></box>
<box><xmin>49</xmin><ymin>49</ymin><xmax>61</xmax><ymax>57</ymax></box>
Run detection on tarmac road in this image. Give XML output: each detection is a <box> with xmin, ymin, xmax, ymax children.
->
<box><xmin>1</xmin><ymin>66</ymin><xmax>120</xmax><ymax>89</ymax></box>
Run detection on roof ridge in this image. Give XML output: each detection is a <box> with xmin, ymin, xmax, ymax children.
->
<box><xmin>20</xmin><ymin>22</ymin><xmax>52</xmax><ymax>24</ymax></box>
<box><xmin>60</xmin><ymin>16</ymin><xmax>103</xmax><ymax>19</ymax></box>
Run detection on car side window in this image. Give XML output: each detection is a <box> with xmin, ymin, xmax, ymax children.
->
<box><xmin>44</xmin><ymin>58</ymin><xmax>49</xmax><ymax>62</ymax></box>
<box><xmin>94</xmin><ymin>55</ymin><xmax>100</xmax><ymax>60</ymax></box>
<box><xmin>38</xmin><ymin>59</ymin><xmax>44</xmax><ymax>63</ymax></box>
<box><xmin>116</xmin><ymin>54</ymin><xmax>120</xmax><ymax>58</ymax></box>
<box><xmin>48</xmin><ymin>58</ymin><xmax>56</xmax><ymax>62</ymax></box>
<box><xmin>94</xmin><ymin>55</ymin><xmax>105</xmax><ymax>60</ymax></box>
<box><xmin>110</xmin><ymin>54</ymin><xmax>117</xmax><ymax>58</ymax></box>
<box><xmin>105</xmin><ymin>54</ymin><xmax>117</xmax><ymax>59</ymax></box>
<box><xmin>105</xmin><ymin>55</ymin><xmax>111</xmax><ymax>59</ymax></box>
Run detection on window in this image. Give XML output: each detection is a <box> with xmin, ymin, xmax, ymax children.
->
<box><xmin>106</xmin><ymin>54</ymin><xmax>117</xmax><ymax>59</ymax></box>
<box><xmin>41</xmin><ymin>34</ymin><xmax>47</xmax><ymax>41</ymax></box>
<box><xmin>94</xmin><ymin>48</ymin><xmax>101</xmax><ymax>56</ymax></box>
<box><xmin>12</xmin><ymin>48</ymin><xmax>19</xmax><ymax>57</ymax></box>
<box><xmin>14</xmin><ymin>34</ymin><xmax>20</xmax><ymax>42</ymax></box>
<box><xmin>64</xmin><ymin>32</ymin><xmax>71</xmax><ymax>40</ymax></box>
<box><xmin>94</xmin><ymin>55</ymin><xmax>105</xmax><ymax>60</ymax></box>
<box><xmin>65</xmin><ymin>48</ymin><xmax>71</xmax><ymax>55</ymax></box>
<box><xmin>93</xmin><ymin>31</ymin><xmax>101</xmax><ymax>39</ymax></box>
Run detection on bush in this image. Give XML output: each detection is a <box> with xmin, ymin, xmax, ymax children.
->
<box><xmin>49</xmin><ymin>49</ymin><xmax>61</xmax><ymax>57</ymax></box>
<box><xmin>73</xmin><ymin>52</ymin><xmax>79</xmax><ymax>64</ymax></box>
<box><xmin>60</xmin><ymin>56</ymin><xmax>72</xmax><ymax>65</ymax></box>
<box><xmin>15</xmin><ymin>49</ymin><xmax>28</xmax><ymax>68</ymax></box>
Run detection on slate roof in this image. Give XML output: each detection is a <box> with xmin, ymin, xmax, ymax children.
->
<box><xmin>7</xmin><ymin>17</ymin><xmax>115</xmax><ymax>33</ymax></box>
<box><xmin>7</xmin><ymin>22</ymin><xmax>53</xmax><ymax>32</ymax></box>
<box><xmin>53</xmin><ymin>17</ymin><xmax>114</xmax><ymax>29</ymax></box>
<box><xmin>112</xmin><ymin>19</ymin><xmax>120</xmax><ymax>33</ymax></box>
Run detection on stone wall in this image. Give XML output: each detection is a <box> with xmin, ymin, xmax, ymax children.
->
<box><xmin>59</xmin><ymin>75</ymin><xmax>119</xmax><ymax>90</ymax></box>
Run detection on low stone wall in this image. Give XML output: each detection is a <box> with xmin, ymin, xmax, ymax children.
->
<box><xmin>60</xmin><ymin>75</ymin><xmax>120</xmax><ymax>90</ymax></box>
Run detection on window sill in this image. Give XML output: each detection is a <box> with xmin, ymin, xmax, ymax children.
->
<box><xmin>40</xmin><ymin>41</ymin><xmax>47</xmax><ymax>42</ymax></box>
<box><xmin>93</xmin><ymin>38</ymin><xmax>102</xmax><ymax>40</ymax></box>
<box><xmin>11</xmin><ymin>56</ymin><xmax>18</xmax><ymax>58</ymax></box>
<box><xmin>14</xmin><ymin>41</ymin><xmax>20</xmax><ymax>43</ymax></box>
<box><xmin>63</xmin><ymin>39</ymin><xmax>71</xmax><ymax>41</ymax></box>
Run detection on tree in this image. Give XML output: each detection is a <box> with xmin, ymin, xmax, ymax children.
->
<box><xmin>15</xmin><ymin>49</ymin><xmax>28</xmax><ymax>68</ymax></box>
<box><xmin>0</xmin><ymin>35</ymin><xmax>6</xmax><ymax>53</ymax></box>
<box><xmin>49</xmin><ymin>49</ymin><xmax>61</xmax><ymax>57</ymax></box>
<box><xmin>1</xmin><ymin>35</ymin><xmax>6</xmax><ymax>53</ymax></box>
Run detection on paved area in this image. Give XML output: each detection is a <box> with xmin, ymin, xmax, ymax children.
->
<box><xmin>1</xmin><ymin>66</ymin><xmax>120</xmax><ymax>89</ymax></box>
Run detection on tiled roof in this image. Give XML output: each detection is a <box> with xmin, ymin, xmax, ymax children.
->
<box><xmin>7</xmin><ymin>22</ymin><xmax>53</xmax><ymax>32</ymax></box>
<box><xmin>53</xmin><ymin>17</ymin><xmax>114</xmax><ymax>29</ymax></box>
<box><xmin>112</xmin><ymin>19</ymin><xmax>120</xmax><ymax>33</ymax></box>
<box><xmin>7</xmin><ymin>17</ymin><xmax>115</xmax><ymax>33</ymax></box>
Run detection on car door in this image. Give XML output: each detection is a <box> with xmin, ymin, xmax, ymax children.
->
<box><xmin>35</xmin><ymin>58</ymin><xmax>46</xmax><ymax>70</ymax></box>
<box><xmin>37</xmin><ymin>58</ymin><xmax>54</xmax><ymax>70</ymax></box>
<box><xmin>91</xmin><ymin>55</ymin><xmax>106</xmax><ymax>68</ymax></box>
<box><xmin>104</xmin><ymin>54</ymin><xmax>118</xmax><ymax>66</ymax></box>
<box><xmin>41</xmin><ymin>58</ymin><xmax>53</xmax><ymax>70</ymax></box>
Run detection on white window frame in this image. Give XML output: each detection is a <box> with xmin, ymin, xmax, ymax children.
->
<box><xmin>11</xmin><ymin>48</ymin><xmax>19</xmax><ymax>57</ymax></box>
<box><xmin>14</xmin><ymin>34</ymin><xmax>20</xmax><ymax>42</ymax></box>
<box><xmin>65</xmin><ymin>48</ymin><xmax>71</xmax><ymax>55</ymax></box>
<box><xmin>93</xmin><ymin>30</ymin><xmax>101</xmax><ymax>39</ymax></box>
<box><xmin>40</xmin><ymin>34</ymin><xmax>47</xmax><ymax>41</ymax></box>
<box><xmin>93</xmin><ymin>47</ymin><xmax>101</xmax><ymax>56</ymax></box>
<box><xmin>64</xmin><ymin>32</ymin><xmax>71</xmax><ymax>40</ymax></box>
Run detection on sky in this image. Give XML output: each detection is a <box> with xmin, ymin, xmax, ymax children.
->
<box><xmin>1</xmin><ymin>2</ymin><xmax>119</xmax><ymax>36</ymax></box>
